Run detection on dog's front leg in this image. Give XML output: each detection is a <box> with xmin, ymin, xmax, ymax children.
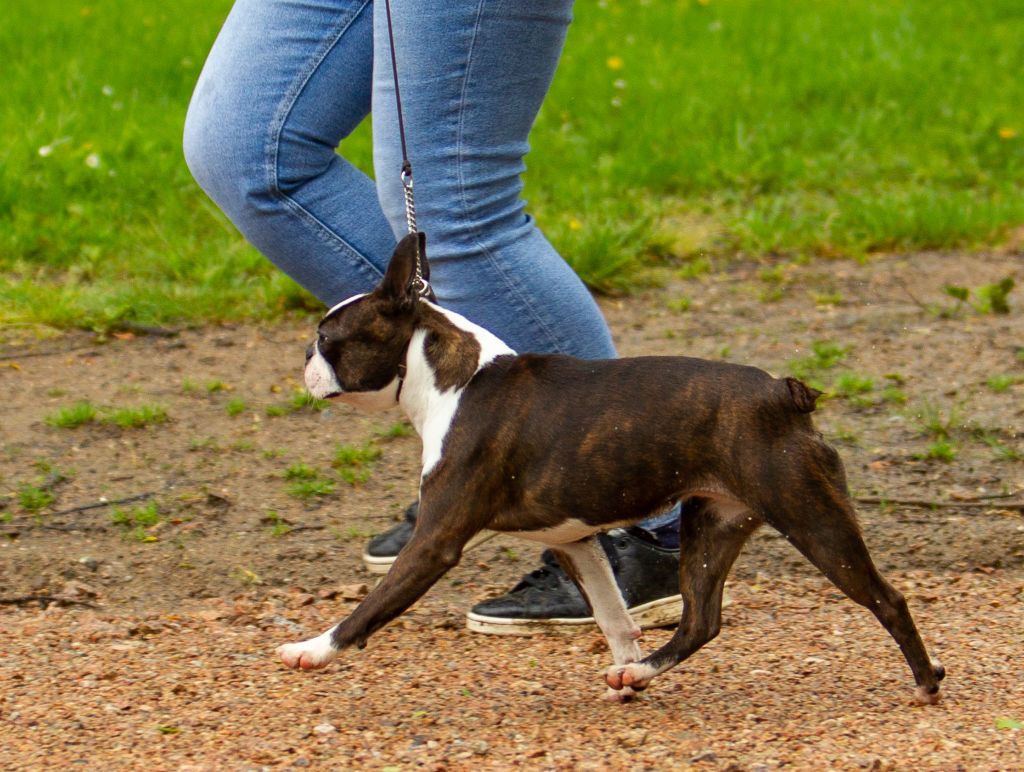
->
<box><xmin>277</xmin><ymin>501</ymin><xmax>477</xmax><ymax>670</ymax></box>
<box><xmin>550</xmin><ymin>538</ymin><xmax>643</xmax><ymax>703</ymax></box>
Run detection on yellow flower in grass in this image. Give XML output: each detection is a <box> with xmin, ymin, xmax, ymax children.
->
<box><xmin>998</xmin><ymin>127</ymin><xmax>1018</xmax><ymax>140</ymax></box>
<box><xmin>606</xmin><ymin>55</ymin><xmax>624</xmax><ymax>70</ymax></box>
<box><xmin>568</xmin><ymin>218</ymin><xmax>583</xmax><ymax>231</ymax></box>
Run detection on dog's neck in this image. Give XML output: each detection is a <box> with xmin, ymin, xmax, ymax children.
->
<box><xmin>398</xmin><ymin>302</ymin><xmax>514</xmax><ymax>474</ymax></box>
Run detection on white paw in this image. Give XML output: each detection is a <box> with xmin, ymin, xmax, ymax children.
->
<box><xmin>276</xmin><ymin>629</ymin><xmax>338</xmax><ymax>671</ymax></box>
<box><xmin>603</xmin><ymin>685</ymin><xmax>639</xmax><ymax>703</ymax></box>
<box><xmin>605</xmin><ymin>661</ymin><xmax>657</xmax><ymax>692</ymax></box>
<box><xmin>913</xmin><ymin>685</ymin><xmax>941</xmax><ymax>705</ymax></box>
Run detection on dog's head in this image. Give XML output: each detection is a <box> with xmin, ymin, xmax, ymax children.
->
<box><xmin>304</xmin><ymin>233</ymin><xmax>427</xmax><ymax>411</ymax></box>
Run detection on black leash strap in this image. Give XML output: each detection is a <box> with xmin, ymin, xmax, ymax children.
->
<box><xmin>383</xmin><ymin>0</ymin><xmax>429</xmax><ymax>296</ymax></box>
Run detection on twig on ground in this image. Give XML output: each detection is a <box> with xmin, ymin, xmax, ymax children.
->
<box><xmin>857</xmin><ymin>496</ymin><xmax>1023</xmax><ymax>511</ymax></box>
<box><xmin>0</xmin><ymin>595</ymin><xmax>98</xmax><ymax>609</ymax></box>
<box><xmin>48</xmin><ymin>492</ymin><xmax>155</xmax><ymax>518</ymax></box>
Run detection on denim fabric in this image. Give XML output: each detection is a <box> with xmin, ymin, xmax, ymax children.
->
<box><xmin>184</xmin><ymin>0</ymin><xmax>680</xmax><ymax>533</ymax></box>
<box><xmin>183</xmin><ymin>0</ymin><xmax>614</xmax><ymax>360</ymax></box>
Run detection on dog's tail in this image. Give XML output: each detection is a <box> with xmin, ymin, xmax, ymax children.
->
<box><xmin>783</xmin><ymin>377</ymin><xmax>821</xmax><ymax>413</ymax></box>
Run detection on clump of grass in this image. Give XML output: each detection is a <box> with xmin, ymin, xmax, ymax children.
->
<box><xmin>283</xmin><ymin>463</ymin><xmax>335</xmax><ymax>501</ymax></box>
<box><xmin>333</xmin><ymin>443</ymin><xmax>382</xmax><ymax>486</ymax></box>
<box><xmin>206</xmin><ymin>380</ymin><xmax>229</xmax><ymax>393</ymax></box>
<box><xmin>981</xmin><ymin>435</ymin><xmax>1022</xmax><ymax>462</ymax></box>
<box><xmin>666</xmin><ymin>297</ymin><xmax>691</xmax><ymax>313</ymax></box>
<box><xmin>676</xmin><ymin>256</ymin><xmax>711</xmax><ymax>280</ymax></box>
<box><xmin>291</xmin><ymin>390</ymin><xmax>330</xmax><ymax>412</ymax></box>
<box><xmin>788</xmin><ymin>340</ymin><xmax>850</xmax><ymax>387</ymax></box>
<box><xmin>935</xmin><ymin>277</ymin><xmax>1016</xmax><ymax>318</ymax></box>
<box><xmin>914</xmin><ymin>440</ymin><xmax>958</xmax><ymax>462</ymax></box>
<box><xmin>45</xmin><ymin>402</ymin><xmax>98</xmax><ymax>428</ymax></box>
<box><xmin>111</xmin><ymin>502</ymin><xmax>161</xmax><ymax>541</ymax></box>
<box><xmin>104</xmin><ymin>404</ymin><xmax>168</xmax><ymax>429</ymax></box>
<box><xmin>377</xmin><ymin>421</ymin><xmax>414</xmax><ymax>440</ymax></box>
<box><xmin>284</xmin><ymin>463</ymin><xmax>318</xmax><ymax>480</ymax></box>
<box><xmin>881</xmin><ymin>387</ymin><xmax>908</xmax><ymax>404</ymax></box>
<box><xmin>812</xmin><ymin>290</ymin><xmax>843</xmax><ymax>306</ymax></box>
<box><xmin>264</xmin><ymin>510</ymin><xmax>291</xmax><ymax>537</ymax></box>
<box><xmin>18</xmin><ymin>484</ymin><xmax>53</xmax><ymax>512</ymax></box>
<box><xmin>986</xmin><ymin>374</ymin><xmax>1022</xmax><ymax>393</ymax></box>
<box><xmin>45</xmin><ymin>402</ymin><xmax>168</xmax><ymax>429</ymax></box>
<box><xmin>832</xmin><ymin>373</ymin><xmax>874</xmax><ymax>398</ymax></box>
<box><xmin>225</xmin><ymin>398</ymin><xmax>247</xmax><ymax>416</ymax></box>
<box><xmin>265</xmin><ymin>390</ymin><xmax>330</xmax><ymax>418</ymax></box>
<box><xmin>913</xmin><ymin>401</ymin><xmax>962</xmax><ymax>440</ymax></box>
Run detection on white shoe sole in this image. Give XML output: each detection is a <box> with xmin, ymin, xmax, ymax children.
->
<box><xmin>362</xmin><ymin>529</ymin><xmax>499</xmax><ymax>574</ymax></box>
<box><xmin>465</xmin><ymin>594</ymin><xmax>688</xmax><ymax>636</ymax></box>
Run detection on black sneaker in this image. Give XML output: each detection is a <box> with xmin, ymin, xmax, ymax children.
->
<box><xmin>362</xmin><ymin>501</ymin><xmax>496</xmax><ymax>574</ymax></box>
<box><xmin>466</xmin><ymin>528</ymin><xmax>684</xmax><ymax>635</ymax></box>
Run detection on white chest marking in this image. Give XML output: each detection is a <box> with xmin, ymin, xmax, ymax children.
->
<box><xmin>401</xmin><ymin>303</ymin><xmax>514</xmax><ymax>480</ymax></box>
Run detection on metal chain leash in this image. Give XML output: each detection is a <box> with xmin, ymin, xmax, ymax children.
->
<box><xmin>384</xmin><ymin>0</ymin><xmax>430</xmax><ymax>297</ymax></box>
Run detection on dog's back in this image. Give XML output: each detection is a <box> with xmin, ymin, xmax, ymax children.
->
<box><xmin>442</xmin><ymin>353</ymin><xmax>825</xmax><ymax>531</ymax></box>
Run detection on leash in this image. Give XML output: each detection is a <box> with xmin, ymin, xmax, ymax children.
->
<box><xmin>383</xmin><ymin>0</ymin><xmax>430</xmax><ymax>298</ymax></box>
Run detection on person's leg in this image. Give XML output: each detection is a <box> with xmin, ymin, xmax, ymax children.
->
<box><xmin>183</xmin><ymin>0</ymin><xmax>394</xmax><ymax>306</ymax></box>
<box><xmin>364</xmin><ymin>0</ymin><xmax>682</xmax><ymax>630</ymax></box>
<box><xmin>370</xmin><ymin>0</ymin><xmax>615</xmax><ymax>359</ymax></box>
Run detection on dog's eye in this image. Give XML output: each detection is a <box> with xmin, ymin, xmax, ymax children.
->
<box><xmin>317</xmin><ymin>333</ymin><xmax>329</xmax><ymax>348</ymax></box>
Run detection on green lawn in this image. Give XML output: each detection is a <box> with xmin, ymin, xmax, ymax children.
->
<box><xmin>2</xmin><ymin>0</ymin><xmax>1022</xmax><ymax>330</ymax></box>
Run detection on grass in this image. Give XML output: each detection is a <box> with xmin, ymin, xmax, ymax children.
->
<box><xmin>2</xmin><ymin>0</ymin><xmax>1023</xmax><ymax>329</ymax></box>
<box><xmin>45</xmin><ymin>401</ymin><xmax>98</xmax><ymax>428</ymax></box>
<box><xmin>283</xmin><ymin>463</ymin><xmax>335</xmax><ymax>501</ymax></box>
<box><xmin>44</xmin><ymin>401</ymin><xmax>168</xmax><ymax>429</ymax></box>
<box><xmin>333</xmin><ymin>443</ymin><xmax>382</xmax><ymax>486</ymax></box>
<box><xmin>111</xmin><ymin>502</ymin><xmax>161</xmax><ymax>541</ymax></box>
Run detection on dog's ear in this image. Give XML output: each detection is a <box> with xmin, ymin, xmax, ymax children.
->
<box><xmin>379</xmin><ymin>232</ymin><xmax>422</xmax><ymax>307</ymax></box>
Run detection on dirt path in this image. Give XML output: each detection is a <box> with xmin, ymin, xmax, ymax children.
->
<box><xmin>1</xmin><ymin>253</ymin><xmax>1022</xmax><ymax>769</ymax></box>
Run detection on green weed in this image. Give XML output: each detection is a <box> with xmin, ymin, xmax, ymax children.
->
<box><xmin>982</xmin><ymin>435</ymin><xmax>1022</xmax><ymax>462</ymax></box>
<box><xmin>291</xmin><ymin>390</ymin><xmax>329</xmax><ymax>412</ymax></box>
<box><xmin>832</xmin><ymin>373</ymin><xmax>874</xmax><ymax>398</ymax></box>
<box><xmin>333</xmin><ymin>443</ymin><xmax>382</xmax><ymax>486</ymax></box>
<box><xmin>880</xmin><ymin>387</ymin><xmax>908</xmax><ymax>405</ymax></box>
<box><xmin>666</xmin><ymin>297</ymin><xmax>692</xmax><ymax>313</ymax></box>
<box><xmin>104</xmin><ymin>404</ymin><xmax>168</xmax><ymax>429</ymax></box>
<box><xmin>284</xmin><ymin>463</ymin><xmax>318</xmax><ymax>480</ymax></box>
<box><xmin>377</xmin><ymin>421</ymin><xmax>414</xmax><ymax>440</ymax></box>
<box><xmin>986</xmin><ymin>373</ymin><xmax>1022</xmax><ymax>393</ymax></box>
<box><xmin>206</xmin><ymin>381</ymin><xmax>229</xmax><ymax>393</ymax></box>
<box><xmin>111</xmin><ymin>502</ymin><xmax>161</xmax><ymax>540</ymax></box>
<box><xmin>264</xmin><ymin>510</ymin><xmax>291</xmax><ymax>537</ymax></box>
<box><xmin>913</xmin><ymin>402</ymin><xmax>963</xmax><ymax>440</ymax></box>
<box><xmin>18</xmin><ymin>484</ymin><xmax>53</xmax><ymax>512</ymax></box>
<box><xmin>225</xmin><ymin>398</ymin><xmax>247</xmax><ymax>416</ymax></box>
<box><xmin>914</xmin><ymin>440</ymin><xmax>958</xmax><ymax>462</ymax></box>
<box><xmin>788</xmin><ymin>340</ymin><xmax>850</xmax><ymax>381</ymax></box>
<box><xmin>286</xmin><ymin>478</ymin><xmax>335</xmax><ymax>501</ymax></box>
<box><xmin>44</xmin><ymin>402</ymin><xmax>98</xmax><ymax>428</ymax></box>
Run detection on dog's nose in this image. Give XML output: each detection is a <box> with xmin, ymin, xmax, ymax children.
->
<box><xmin>305</xmin><ymin>343</ymin><xmax>316</xmax><ymax>363</ymax></box>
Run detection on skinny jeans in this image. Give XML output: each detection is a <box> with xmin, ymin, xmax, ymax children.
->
<box><xmin>183</xmin><ymin>0</ymin><xmax>678</xmax><ymax>537</ymax></box>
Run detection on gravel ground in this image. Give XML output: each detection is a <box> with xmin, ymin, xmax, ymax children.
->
<box><xmin>1</xmin><ymin>252</ymin><xmax>1022</xmax><ymax>769</ymax></box>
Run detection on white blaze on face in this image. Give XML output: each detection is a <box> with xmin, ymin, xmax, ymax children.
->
<box><xmin>304</xmin><ymin>345</ymin><xmax>342</xmax><ymax>400</ymax></box>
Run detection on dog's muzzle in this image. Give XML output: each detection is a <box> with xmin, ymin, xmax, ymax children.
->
<box><xmin>304</xmin><ymin>343</ymin><xmax>344</xmax><ymax>400</ymax></box>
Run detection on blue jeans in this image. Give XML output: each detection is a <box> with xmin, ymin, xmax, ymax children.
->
<box><xmin>183</xmin><ymin>0</ymin><xmax>678</xmax><ymax>536</ymax></box>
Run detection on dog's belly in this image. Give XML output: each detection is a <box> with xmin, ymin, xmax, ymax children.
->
<box><xmin>505</xmin><ymin>517</ymin><xmax>634</xmax><ymax>545</ymax></box>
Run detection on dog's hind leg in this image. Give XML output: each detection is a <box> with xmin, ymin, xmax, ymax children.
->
<box><xmin>605</xmin><ymin>498</ymin><xmax>759</xmax><ymax>694</ymax></box>
<box><xmin>762</xmin><ymin>473</ymin><xmax>945</xmax><ymax>704</ymax></box>
<box><xmin>550</xmin><ymin>538</ymin><xmax>643</xmax><ymax>702</ymax></box>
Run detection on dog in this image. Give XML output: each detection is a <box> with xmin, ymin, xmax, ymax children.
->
<box><xmin>279</xmin><ymin>233</ymin><xmax>945</xmax><ymax>704</ymax></box>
